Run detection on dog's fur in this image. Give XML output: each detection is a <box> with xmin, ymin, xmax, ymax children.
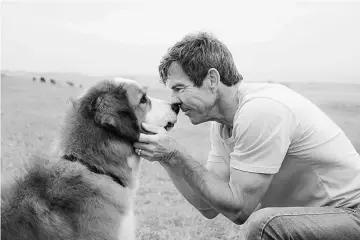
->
<box><xmin>1</xmin><ymin>78</ymin><xmax>178</xmax><ymax>240</ymax></box>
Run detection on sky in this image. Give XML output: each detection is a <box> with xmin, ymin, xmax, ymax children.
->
<box><xmin>1</xmin><ymin>0</ymin><xmax>360</xmax><ymax>83</ymax></box>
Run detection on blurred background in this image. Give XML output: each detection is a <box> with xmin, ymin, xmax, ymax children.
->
<box><xmin>2</xmin><ymin>0</ymin><xmax>360</xmax><ymax>84</ymax></box>
<box><xmin>1</xmin><ymin>0</ymin><xmax>360</xmax><ymax>239</ymax></box>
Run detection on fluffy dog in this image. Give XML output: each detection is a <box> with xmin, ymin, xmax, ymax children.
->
<box><xmin>1</xmin><ymin>78</ymin><xmax>179</xmax><ymax>240</ymax></box>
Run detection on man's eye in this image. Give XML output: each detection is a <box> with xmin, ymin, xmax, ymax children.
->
<box><xmin>140</xmin><ymin>95</ymin><xmax>147</xmax><ymax>104</ymax></box>
<box><xmin>174</xmin><ymin>88</ymin><xmax>183</xmax><ymax>93</ymax></box>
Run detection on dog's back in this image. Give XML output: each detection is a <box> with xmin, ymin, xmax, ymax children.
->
<box><xmin>1</xmin><ymin>157</ymin><xmax>132</xmax><ymax>240</ymax></box>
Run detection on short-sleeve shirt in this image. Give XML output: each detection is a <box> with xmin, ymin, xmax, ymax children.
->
<box><xmin>207</xmin><ymin>82</ymin><xmax>360</xmax><ymax>208</ymax></box>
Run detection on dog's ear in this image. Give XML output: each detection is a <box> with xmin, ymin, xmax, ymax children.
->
<box><xmin>90</xmin><ymin>94</ymin><xmax>140</xmax><ymax>142</ymax></box>
<box><xmin>98</xmin><ymin>111</ymin><xmax>140</xmax><ymax>142</ymax></box>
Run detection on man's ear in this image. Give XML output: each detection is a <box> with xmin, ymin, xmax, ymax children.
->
<box><xmin>206</xmin><ymin>68</ymin><xmax>220</xmax><ymax>93</ymax></box>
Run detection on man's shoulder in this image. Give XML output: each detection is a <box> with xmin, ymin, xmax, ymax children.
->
<box><xmin>239</xmin><ymin>83</ymin><xmax>301</xmax><ymax>106</ymax></box>
<box><xmin>237</xmin><ymin>82</ymin><xmax>322</xmax><ymax>121</ymax></box>
<box><xmin>233</xmin><ymin>84</ymin><xmax>299</xmax><ymax>140</ymax></box>
<box><xmin>235</xmin><ymin>84</ymin><xmax>296</xmax><ymax>121</ymax></box>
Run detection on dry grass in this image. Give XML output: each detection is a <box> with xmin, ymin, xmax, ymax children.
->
<box><xmin>1</xmin><ymin>76</ymin><xmax>359</xmax><ymax>239</ymax></box>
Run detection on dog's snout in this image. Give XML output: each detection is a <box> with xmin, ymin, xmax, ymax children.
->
<box><xmin>171</xmin><ymin>104</ymin><xmax>180</xmax><ymax>114</ymax></box>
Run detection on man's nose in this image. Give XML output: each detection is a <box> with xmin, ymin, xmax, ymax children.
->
<box><xmin>171</xmin><ymin>103</ymin><xmax>180</xmax><ymax>114</ymax></box>
<box><xmin>171</xmin><ymin>94</ymin><xmax>181</xmax><ymax>104</ymax></box>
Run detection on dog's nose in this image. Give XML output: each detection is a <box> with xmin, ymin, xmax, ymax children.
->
<box><xmin>171</xmin><ymin>103</ymin><xmax>180</xmax><ymax>114</ymax></box>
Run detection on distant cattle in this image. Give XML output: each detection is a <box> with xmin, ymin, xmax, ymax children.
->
<box><xmin>66</xmin><ymin>81</ymin><xmax>74</xmax><ymax>87</ymax></box>
<box><xmin>40</xmin><ymin>77</ymin><xmax>46</xmax><ymax>83</ymax></box>
<box><xmin>32</xmin><ymin>76</ymin><xmax>41</xmax><ymax>82</ymax></box>
<box><xmin>50</xmin><ymin>79</ymin><xmax>56</xmax><ymax>84</ymax></box>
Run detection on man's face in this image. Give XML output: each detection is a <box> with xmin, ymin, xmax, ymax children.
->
<box><xmin>165</xmin><ymin>62</ymin><xmax>216</xmax><ymax>125</ymax></box>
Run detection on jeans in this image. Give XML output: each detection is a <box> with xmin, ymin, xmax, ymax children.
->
<box><xmin>240</xmin><ymin>205</ymin><xmax>360</xmax><ymax>240</ymax></box>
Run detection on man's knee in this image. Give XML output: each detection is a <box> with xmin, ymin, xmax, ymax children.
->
<box><xmin>241</xmin><ymin>207</ymin><xmax>290</xmax><ymax>240</ymax></box>
<box><xmin>241</xmin><ymin>206</ymin><xmax>360</xmax><ymax>240</ymax></box>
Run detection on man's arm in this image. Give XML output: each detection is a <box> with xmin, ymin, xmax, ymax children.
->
<box><xmin>134</xmin><ymin>118</ymin><xmax>278</xmax><ymax>224</ymax></box>
<box><xmin>158</xmin><ymin>123</ymin><xmax>233</xmax><ymax>219</ymax></box>
<box><xmin>134</xmin><ymin>99</ymin><xmax>293</xmax><ymax>223</ymax></box>
<box><xmin>160</xmin><ymin>161</ymin><xmax>220</xmax><ymax>219</ymax></box>
<box><xmin>162</xmin><ymin>150</ymin><xmax>273</xmax><ymax>224</ymax></box>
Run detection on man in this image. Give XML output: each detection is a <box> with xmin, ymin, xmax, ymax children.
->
<box><xmin>133</xmin><ymin>32</ymin><xmax>360</xmax><ymax>239</ymax></box>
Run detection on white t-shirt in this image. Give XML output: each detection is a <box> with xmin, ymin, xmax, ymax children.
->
<box><xmin>207</xmin><ymin>82</ymin><xmax>360</xmax><ymax>208</ymax></box>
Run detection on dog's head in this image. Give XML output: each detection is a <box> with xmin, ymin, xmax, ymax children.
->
<box><xmin>77</xmin><ymin>78</ymin><xmax>178</xmax><ymax>142</ymax></box>
<box><xmin>58</xmin><ymin>78</ymin><xmax>179</xmax><ymax>188</ymax></box>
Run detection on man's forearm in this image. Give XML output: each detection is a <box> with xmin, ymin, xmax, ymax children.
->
<box><xmin>160</xmin><ymin>162</ymin><xmax>219</xmax><ymax>218</ymax></box>
<box><xmin>165</xmin><ymin>150</ymin><xmax>244</xmax><ymax>222</ymax></box>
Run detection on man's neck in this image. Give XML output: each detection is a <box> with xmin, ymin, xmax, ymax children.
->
<box><xmin>213</xmin><ymin>82</ymin><xmax>241</xmax><ymax>128</ymax></box>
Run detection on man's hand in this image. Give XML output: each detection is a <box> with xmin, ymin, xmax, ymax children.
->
<box><xmin>134</xmin><ymin>123</ymin><xmax>184</xmax><ymax>165</ymax></box>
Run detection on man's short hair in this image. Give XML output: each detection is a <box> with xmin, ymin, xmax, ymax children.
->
<box><xmin>158</xmin><ymin>32</ymin><xmax>243</xmax><ymax>87</ymax></box>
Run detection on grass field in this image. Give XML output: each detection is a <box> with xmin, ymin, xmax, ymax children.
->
<box><xmin>1</xmin><ymin>76</ymin><xmax>360</xmax><ymax>239</ymax></box>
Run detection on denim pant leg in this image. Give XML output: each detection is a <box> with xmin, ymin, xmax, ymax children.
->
<box><xmin>240</xmin><ymin>206</ymin><xmax>360</xmax><ymax>240</ymax></box>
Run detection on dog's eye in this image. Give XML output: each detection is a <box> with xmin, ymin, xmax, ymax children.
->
<box><xmin>140</xmin><ymin>94</ymin><xmax>147</xmax><ymax>104</ymax></box>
